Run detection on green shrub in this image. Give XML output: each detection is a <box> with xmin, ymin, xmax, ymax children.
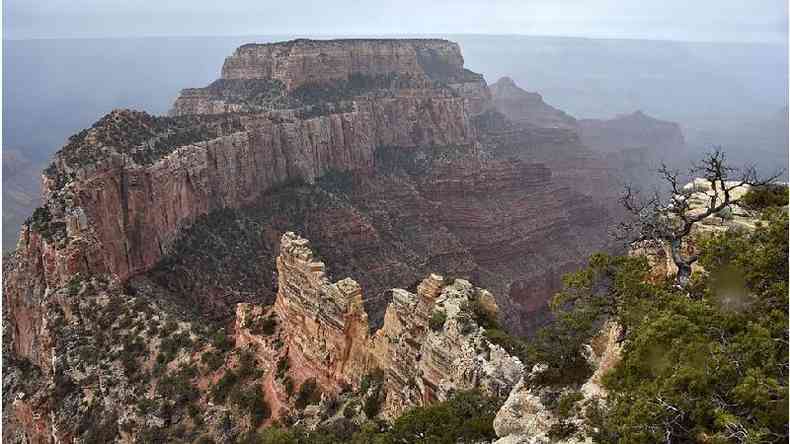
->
<box><xmin>548</xmin><ymin>421</ymin><xmax>578</xmax><ymax>440</ymax></box>
<box><xmin>230</xmin><ymin>384</ymin><xmax>270</xmax><ymax>425</ymax></box>
<box><xmin>201</xmin><ymin>350</ymin><xmax>224</xmax><ymax>371</ymax></box>
<box><xmin>740</xmin><ymin>184</ymin><xmax>788</xmax><ymax>211</ymax></box>
<box><xmin>295</xmin><ymin>378</ymin><xmax>320</xmax><ymax>409</ymax></box>
<box><xmin>67</xmin><ymin>275</ymin><xmax>82</xmax><ymax>296</ymax></box>
<box><xmin>555</xmin><ymin>390</ymin><xmax>583</xmax><ymax>418</ymax></box>
<box><xmin>211</xmin><ymin>328</ymin><xmax>234</xmax><ymax>351</ymax></box>
<box><xmin>212</xmin><ymin>371</ymin><xmax>239</xmax><ymax>404</ymax></box>
<box><xmin>137</xmin><ymin>398</ymin><xmax>157</xmax><ymax>414</ymax></box>
<box><xmin>251</xmin><ymin>316</ymin><xmax>278</xmax><ymax>336</ymax></box>
<box><xmin>283</xmin><ymin>376</ymin><xmax>294</xmax><ymax>397</ymax></box>
<box><xmin>386</xmin><ymin>391</ymin><xmax>502</xmax><ymax>443</ymax></box>
<box><xmin>546</xmin><ymin>211</ymin><xmax>790</xmax><ymax>442</ymax></box>
<box><xmin>256</xmin><ymin>427</ymin><xmax>299</xmax><ymax>444</ymax></box>
<box><xmin>157</xmin><ymin>369</ymin><xmax>198</xmax><ymax>405</ymax></box>
<box><xmin>343</xmin><ymin>400</ymin><xmax>359</xmax><ymax>418</ymax></box>
<box><xmin>362</xmin><ymin>389</ymin><xmax>382</xmax><ymax>419</ymax></box>
<box><xmin>429</xmin><ymin>310</ymin><xmax>447</xmax><ymax>332</ymax></box>
<box><xmin>237</xmin><ymin>351</ymin><xmax>262</xmax><ymax>380</ymax></box>
<box><xmin>276</xmin><ymin>356</ymin><xmax>290</xmax><ymax>379</ymax></box>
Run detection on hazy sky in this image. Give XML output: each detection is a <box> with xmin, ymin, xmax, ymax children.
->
<box><xmin>4</xmin><ymin>0</ymin><xmax>788</xmax><ymax>42</ymax></box>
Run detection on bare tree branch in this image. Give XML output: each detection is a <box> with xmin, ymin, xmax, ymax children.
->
<box><xmin>616</xmin><ymin>148</ymin><xmax>783</xmax><ymax>288</ymax></box>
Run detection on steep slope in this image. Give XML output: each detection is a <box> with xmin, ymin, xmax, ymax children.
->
<box><xmin>2</xmin><ymin>38</ymin><xmax>614</xmax><ymax>442</ymax></box>
<box><xmin>489</xmin><ymin>76</ymin><xmax>577</xmax><ymax>129</ymax></box>
<box><xmin>578</xmin><ymin>110</ymin><xmax>686</xmax><ymax>156</ymax></box>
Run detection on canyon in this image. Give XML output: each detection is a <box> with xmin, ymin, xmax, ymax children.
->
<box><xmin>2</xmin><ymin>38</ymin><xmax>684</xmax><ymax>442</ymax></box>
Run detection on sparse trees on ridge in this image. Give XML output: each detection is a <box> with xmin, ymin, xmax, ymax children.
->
<box><xmin>615</xmin><ymin>148</ymin><xmax>782</xmax><ymax>288</ymax></box>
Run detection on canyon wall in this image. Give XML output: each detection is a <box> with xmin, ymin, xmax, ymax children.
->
<box><xmin>172</xmin><ymin>38</ymin><xmax>490</xmax><ymax>117</ymax></box>
<box><xmin>578</xmin><ymin>110</ymin><xmax>686</xmax><ymax>155</ymax></box>
<box><xmin>39</xmin><ymin>92</ymin><xmax>473</xmax><ymax>281</ymax></box>
<box><xmin>221</xmin><ymin>39</ymin><xmax>466</xmax><ymax>89</ymax></box>
<box><xmin>271</xmin><ymin>232</ymin><xmax>523</xmax><ymax>419</ymax></box>
<box><xmin>2</xmin><ymin>39</ymin><xmax>616</xmax><ymax>442</ymax></box>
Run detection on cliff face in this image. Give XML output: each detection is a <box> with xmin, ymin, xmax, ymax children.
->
<box><xmin>489</xmin><ymin>77</ymin><xmax>577</xmax><ymax>130</ymax></box>
<box><xmin>271</xmin><ymin>232</ymin><xmax>523</xmax><ymax>419</ymax></box>
<box><xmin>39</xmin><ymin>93</ymin><xmax>474</xmax><ymax>282</ymax></box>
<box><xmin>172</xmin><ymin>38</ymin><xmax>490</xmax><ymax>117</ymax></box>
<box><xmin>578</xmin><ymin>110</ymin><xmax>686</xmax><ymax>155</ymax></box>
<box><xmin>3</xmin><ymin>38</ymin><xmax>616</xmax><ymax>442</ymax></box>
<box><xmin>221</xmin><ymin>39</ymin><xmax>466</xmax><ymax>88</ymax></box>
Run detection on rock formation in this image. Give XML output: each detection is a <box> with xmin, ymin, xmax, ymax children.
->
<box><xmin>578</xmin><ymin>110</ymin><xmax>686</xmax><ymax>156</ymax></box>
<box><xmin>171</xmin><ymin>38</ymin><xmax>490</xmax><ymax>116</ymax></box>
<box><xmin>272</xmin><ymin>232</ymin><xmax>523</xmax><ymax>419</ymax></box>
<box><xmin>492</xmin><ymin>323</ymin><xmax>623</xmax><ymax>444</ymax></box>
<box><xmin>489</xmin><ymin>77</ymin><xmax>577</xmax><ymax>130</ymax></box>
<box><xmin>2</xmin><ymin>38</ymin><xmax>619</xmax><ymax>442</ymax></box>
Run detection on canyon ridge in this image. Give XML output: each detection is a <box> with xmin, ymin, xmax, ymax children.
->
<box><xmin>3</xmin><ymin>38</ymin><xmax>687</xmax><ymax>442</ymax></box>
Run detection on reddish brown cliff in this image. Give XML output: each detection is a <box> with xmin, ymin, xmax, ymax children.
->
<box><xmin>172</xmin><ymin>38</ymin><xmax>490</xmax><ymax>117</ymax></box>
<box><xmin>221</xmin><ymin>39</ymin><xmax>465</xmax><ymax>88</ymax></box>
<box><xmin>269</xmin><ymin>232</ymin><xmax>523</xmax><ymax>419</ymax></box>
<box><xmin>3</xmin><ymin>39</ymin><xmax>618</xmax><ymax>443</ymax></box>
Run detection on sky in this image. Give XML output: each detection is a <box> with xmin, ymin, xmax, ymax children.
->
<box><xmin>3</xmin><ymin>0</ymin><xmax>788</xmax><ymax>43</ymax></box>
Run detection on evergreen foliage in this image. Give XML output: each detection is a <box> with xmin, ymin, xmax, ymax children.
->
<box><xmin>541</xmin><ymin>209</ymin><xmax>788</xmax><ymax>442</ymax></box>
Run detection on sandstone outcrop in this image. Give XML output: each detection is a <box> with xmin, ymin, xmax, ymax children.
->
<box><xmin>631</xmin><ymin>178</ymin><xmax>759</xmax><ymax>282</ymax></box>
<box><xmin>171</xmin><ymin>38</ymin><xmax>489</xmax><ymax>117</ymax></box>
<box><xmin>220</xmin><ymin>39</ymin><xmax>467</xmax><ymax>89</ymax></box>
<box><xmin>30</xmin><ymin>93</ymin><xmax>475</xmax><ymax>283</ymax></box>
<box><xmin>493</xmin><ymin>322</ymin><xmax>623</xmax><ymax>444</ymax></box>
<box><xmin>272</xmin><ymin>232</ymin><xmax>523</xmax><ymax>419</ymax></box>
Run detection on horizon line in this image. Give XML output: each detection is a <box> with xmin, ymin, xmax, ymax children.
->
<box><xmin>4</xmin><ymin>31</ymin><xmax>787</xmax><ymax>46</ymax></box>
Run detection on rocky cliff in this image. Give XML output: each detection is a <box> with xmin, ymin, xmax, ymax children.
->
<box><xmin>489</xmin><ymin>77</ymin><xmax>577</xmax><ymax>130</ymax></box>
<box><xmin>3</xmin><ymin>38</ymin><xmax>616</xmax><ymax>442</ymax></box>
<box><xmin>270</xmin><ymin>232</ymin><xmax>523</xmax><ymax>419</ymax></box>
<box><xmin>578</xmin><ymin>110</ymin><xmax>686</xmax><ymax>155</ymax></box>
<box><xmin>171</xmin><ymin>38</ymin><xmax>490</xmax><ymax>116</ymax></box>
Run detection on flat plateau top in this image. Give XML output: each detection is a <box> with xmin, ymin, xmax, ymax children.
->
<box><xmin>237</xmin><ymin>38</ymin><xmax>455</xmax><ymax>50</ymax></box>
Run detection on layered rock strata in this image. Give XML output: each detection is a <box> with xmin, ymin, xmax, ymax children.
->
<box><xmin>171</xmin><ymin>38</ymin><xmax>490</xmax><ymax>117</ymax></box>
<box><xmin>271</xmin><ymin>232</ymin><xmax>524</xmax><ymax>419</ymax></box>
<box><xmin>3</xmin><ymin>39</ymin><xmax>618</xmax><ymax>442</ymax></box>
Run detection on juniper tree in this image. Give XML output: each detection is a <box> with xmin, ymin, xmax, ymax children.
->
<box><xmin>616</xmin><ymin>148</ymin><xmax>781</xmax><ymax>288</ymax></box>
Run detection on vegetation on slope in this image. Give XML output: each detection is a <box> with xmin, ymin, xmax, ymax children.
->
<box><xmin>541</xmin><ymin>208</ymin><xmax>788</xmax><ymax>442</ymax></box>
<box><xmin>243</xmin><ymin>391</ymin><xmax>501</xmax><ymax>444</ymax></box>
<box><xmin>740</xmin><ymin>184</ymin><xmax>789</xmax><ymax>211</ymax></box>
<box><xmin>57</xmin><ymin>110</ymin><xmax>246</xmax><ymax>168</ymax></box>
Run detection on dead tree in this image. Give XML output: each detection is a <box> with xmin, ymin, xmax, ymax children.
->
<box><xmin>616</xmin><ymin>149</ymin><xmax>781</xmax><ymax>288</ymax></box>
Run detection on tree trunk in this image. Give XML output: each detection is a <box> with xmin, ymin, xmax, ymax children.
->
<box><xmin>669</xmin><ymin>239</ymin><xmax>692</xmax><ymax>288</ymax></box>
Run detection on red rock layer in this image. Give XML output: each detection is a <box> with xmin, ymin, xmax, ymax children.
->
<box><xmin>220</xmin><ymin>39</ymin><xmax>466</xmax><ymax>90</ymax></box>
<box><xmin>269</xmin><ymin>232</ymin><xmax>523</xmax><ymax>419</ymax></box>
